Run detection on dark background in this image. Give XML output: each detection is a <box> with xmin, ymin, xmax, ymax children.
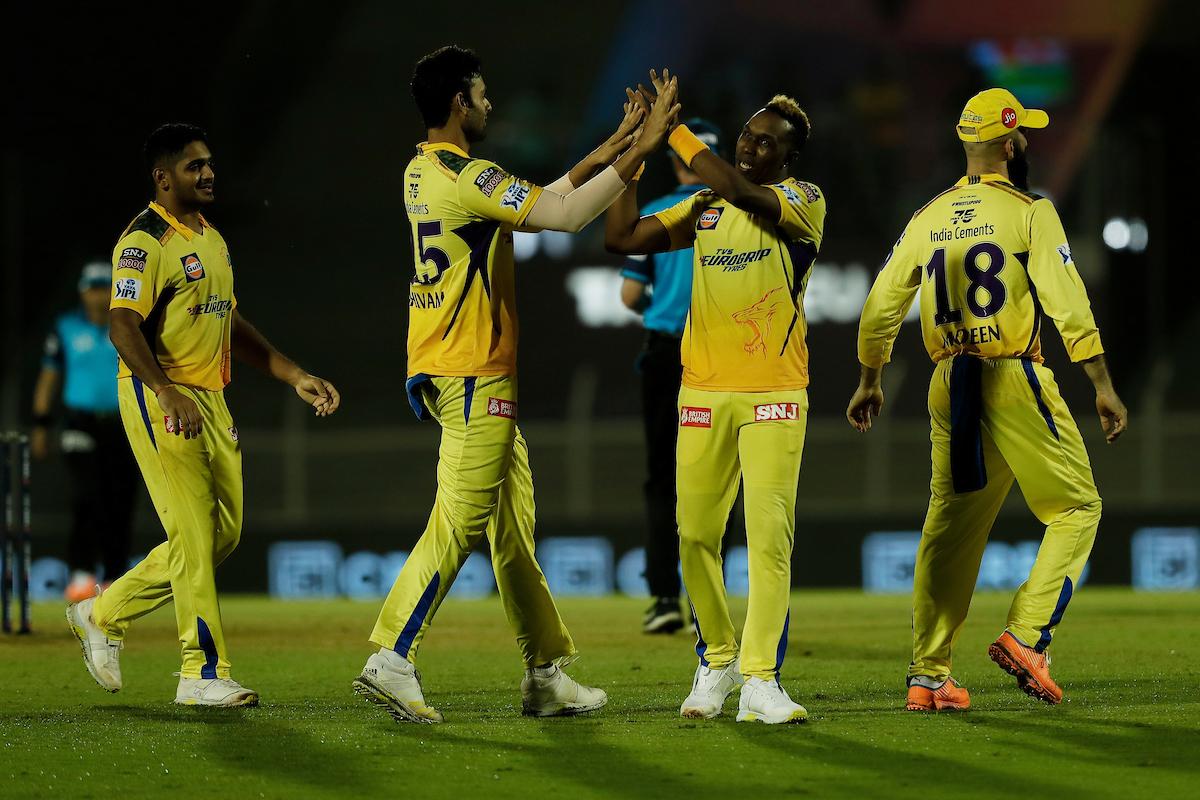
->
<box><xmin>2</xmin><ymin>0</ymin><xmax>1195</xmax><ymax>589</ymax></box>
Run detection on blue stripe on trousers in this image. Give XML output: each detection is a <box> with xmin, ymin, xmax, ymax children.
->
<box><xmin>1021</xmin><ymin>359</ymin><xmax>1060</xmax><ymax>440</ymax></box>
<box><xmin>774</xmin><ymin>610</ymin><xmax>791</xmax><ymax>678</ymax></box>
<box><xmin>463</xmin><ymin>377</ymin><xmax>477</xmax><ymax>425</ymax></box>
<box><xmin>689</xmin><ymin>602</ymin><xmax>709</xmax><ymax>667</ymax></box>
<box><xmin>131</xmin><ymin>377</ymin><xmax>157</xmax><ymax>450</ymax></box>
<box><xmin>196</xmin><ymin>617</ymin><xmax>219</xmax><ymax>679</ymax></box>
<box><xmin>393</xmin><ymin>572</ymin><xmax>441</xmax><ymax>658</ymax></box>
<box><xmin>1035</xmin><ymin>577</ymin><xmax>1073</xmax><ymax>652</ymax></box>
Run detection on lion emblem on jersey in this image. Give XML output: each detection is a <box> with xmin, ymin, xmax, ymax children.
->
<box><xmin>732</xmin><ymin>287</ymin><xmax>786</xmax><ymax>357</ymax></box>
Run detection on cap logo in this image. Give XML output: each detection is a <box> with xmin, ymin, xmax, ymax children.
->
<box><xmin>1001</xmin><ymin>108</ymin><xmax>1019</xmax><ymax>128</ymax></box>
<box><xmin>961</xmin><ymin>111</ymin><xmax>984</xmax><ymax>124</ymax></box>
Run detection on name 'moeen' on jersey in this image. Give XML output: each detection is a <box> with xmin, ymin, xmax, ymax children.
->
<box><xmin>653</xmin><ymin>178</ymin><xmax>826</xmax><ymax>392</ymax></box>
<box><xmin>109</xmin><ymin>202</ymin><xmax>237</xmax><ymax>391</ymax></box>
<box><xmin>858</xmin><ymin>173</ymin><xmax>1103</xmax><ymax>368</ymax></box>
<box><xmin>404</xmin><ymin>142</ymin><xmax>543</xmax><ymax>378</ymax></box>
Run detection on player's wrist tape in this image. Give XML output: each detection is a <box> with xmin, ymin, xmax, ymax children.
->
<box><xmin>668</xmin><ymin>125</ymin><xmax>709</xmax><ymax>167</ymax></box>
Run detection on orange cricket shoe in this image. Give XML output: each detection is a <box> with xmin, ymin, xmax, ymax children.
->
<box><xmin>906</xmin><ymin>677</ymin><xmax>970</xmax><ymax>712</ymax></box>
<box><xmin>988</xmin><ymin>631</ymin><xmax>1063</xmax><ymax>705</ymax></box>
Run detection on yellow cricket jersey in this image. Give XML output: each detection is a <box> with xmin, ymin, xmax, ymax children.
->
<box><xmin>404</xmin><ymin>142</ymin><xmax>543</xmax><ymax>378</ymax></box>
<box><xmin>110</xmin><ymin>202</ymin><xmax>236</xmax><ymax>391</ymax></box>
<box><xmin>654</xmin><ymin>178</ymin><xmax>826</xmax><ymax>392</ymax></box>
<box><xmin>859</xmin><ymin>173</ymin><xmax>1103</xmax><ymax>368</ymax></box>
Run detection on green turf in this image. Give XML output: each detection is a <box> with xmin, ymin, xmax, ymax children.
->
<box><xmin>1</xmin><ymin>589</ymin><xmax>1197</xmax><ymax>799</ymax></box>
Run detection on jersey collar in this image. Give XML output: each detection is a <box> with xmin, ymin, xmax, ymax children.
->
<box><xmin>955</xmin><ymin>172</ymin><xmax>1007</xmax><ymax>187</ymax></box>
<box><xmin>148</xmin><ymin>202</ymin><xmax>208</xmax><ymax>241</ymax></box>
<box><xmin>419</xmin><ymin>141</ymin><xmax>470</xmax><ymax>159</ymax></box>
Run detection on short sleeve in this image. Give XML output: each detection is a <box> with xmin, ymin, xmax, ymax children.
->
<box><xmin>456</xmin><ymin>159</ymin><xmax>543</xmax><ymax>226</ymax></box>
<box><xmin>771</xmin><ymin>180</ymin><xmax>826</xmax><ymax>245</ymax></box>
<box><xmin>110</xmin><ymin>231</ymin><xmax>164</xmax><ymax>318</ymax></box>
<box><xmin>42</xmin><ymin>322</ymin><xmax>64</xmax><ymax>371</ymax></box>
<box><xmin>652</xmin><ymin>193</ymin><xmax>707</xmax><ymax>251</ymax></box>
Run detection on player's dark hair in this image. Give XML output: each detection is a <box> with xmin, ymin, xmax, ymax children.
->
<box><xmin>411</xmin><ymin>46</ymin><xmax>483</xmax><ymax>130</ymax></box>
<box><xmin>143</xmin><ymin>123</ymin><xmax>208</xmax><ymax>176</ymax></box>
<box><xmin>764</xmin><ymin>95</ymin><xmax>811</xmax><ymax>154</ymax></box>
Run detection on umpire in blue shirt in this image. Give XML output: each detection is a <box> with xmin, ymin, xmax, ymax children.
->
<box><xmin>619</xmin><ymin>119</ymin><xmax>733</xmax><ymax>634</ymax></box>
<box><xmin>32</xmin><ymin>262</ymin><xmax>139</xmax><ymax>602</ymax></box>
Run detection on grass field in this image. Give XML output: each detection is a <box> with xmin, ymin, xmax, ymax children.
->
<box><xmin>1</xmin><ymin>589</ymin><xmax>1197</xmax><ymax>799</ymax></box>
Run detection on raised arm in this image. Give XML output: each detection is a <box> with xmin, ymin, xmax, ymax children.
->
<box><xmin>521</xmin><ymin>79</ymin><xmax>679</xmax><ymax>234</ymax></box>
<box><xmin>231</xmin><ymin>309</ymin><xmax>340</xmax><ymax>416</ymax></box>
<box><xmin>643</xmin><ymin>69</ymin><xmax>781</xmax><ymax>219</ymax></box>
<box><xmin>546</xmin><ymin>100</ymin><xmax>644</xmax><ymax>194</ymax></box>
<box><xmin>604</xmin><ymin>176</ymin><xmax>672</xmax><ymax>254</ymax></box>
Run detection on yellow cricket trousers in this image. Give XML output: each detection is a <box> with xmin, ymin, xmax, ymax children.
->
<box><xmin>92</xmin><ymin>378</ymin><xmax>243</xmax><ymax>679</ymax></box>
<box><xmin>676</xmin><ymin>386</ymin><xmax>808</xmax><ymax>680</ymax></box>
<box><xmin>910</xmin><ymin>356</ymin><xmax>1101</xmax><ymax>681</ymax></box>
<box><xmin>370</xmin><ymin>375</ymin><xmax>574</xmax><ymax>667</ymax></box>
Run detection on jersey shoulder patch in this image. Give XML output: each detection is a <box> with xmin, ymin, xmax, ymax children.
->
<box><xmin>987</xmin><ymin>181</ymin><xmax>1043</xmax><ymax>204</ymax></box>
<box><xmin>911</xmin><ymin>186</ymin><xmax>960</xmax><ymax>221</ymax></box>
<box><xmin>124</xmin><ymin>208</ymin><xmax>171</xmax><ymax>243</ymax></box>
<box><xmin>433</xmin><ymin>149</ymin><xmax>473</xmax><ymax>176</ymax></box>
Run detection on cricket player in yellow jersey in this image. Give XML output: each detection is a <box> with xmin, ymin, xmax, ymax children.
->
<box><xmin>847</xmin><ymin>89</ymin><xmax>1128</xmax><ymax>710</ymax></box>
<box><xmin>607</xmin><ymin>70</ymin><xmax>824</xmax><ymax>724</ymax></box>
<box><xmin>354</xmin><ymin>46</ymin><xmax>680</xmax><ymax>723</ymax></box>
<box><xmin>66</xmin><ymin>123</ymin><xmax>341</xmax><ymax>707</ymax></box>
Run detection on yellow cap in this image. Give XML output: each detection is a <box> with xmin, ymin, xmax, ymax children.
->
<box><xmin>956</xmin><ymin>88</ymin><xmax>1049</xmax><ymax>143</ymax></box>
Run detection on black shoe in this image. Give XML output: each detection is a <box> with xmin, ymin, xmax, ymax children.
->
<box><xmin>643</xmin><ymin>597</ymin><xmax>685</xmax><ymax>634</ymax></box>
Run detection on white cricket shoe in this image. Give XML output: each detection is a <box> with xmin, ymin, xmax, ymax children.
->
<box><xmin>352</xmin><ymin>650</ymin><xmax>443</xmax><ymax>724</ymax></box>
<box><xmin>680</xmin><ymin>658</ymin><xmax>743</xmax><ymax>719</ymax></box>
<box><xmin>521</xmin><ymin>664</ymin><xmax>607</xmax><ymax>717</ymax></box>
<box><xmin>736</xmin><ymin>676</ymin><xmax>808</xmax><ymax>724</ymax></box>
<box><xmin>175</xmin><ymin>676</ymin><xmax>259</xmax><ymax>707</ymax></box>
<box><xmin>65</xmin><ymin>596</ymin><xmax>122</xmax><ymax>692</ymax></box>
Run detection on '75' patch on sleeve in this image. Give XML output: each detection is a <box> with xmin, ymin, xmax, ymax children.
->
<box><xmin>117</xmin><ymin>247</ymin><xmax>148</xmax><ymax>272</ymax></box>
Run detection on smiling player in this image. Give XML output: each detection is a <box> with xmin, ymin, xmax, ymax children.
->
<box><xmin>607</xmin><ymin>71</ymin><xmax>825</xmax><ymax>724</ymax></box>
<box><xmin>66</xmin><ymin>123</ymin><xmax>341</xmax><ymax>707</ymax></box>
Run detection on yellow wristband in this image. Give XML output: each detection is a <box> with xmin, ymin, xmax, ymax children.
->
<box><xmin>667</xmin><ymin>124</ymin><xmax>709</xmax><ymax>167</ymax></box>
<box><xmin>633</xmin><ymin>163</ymin><xmax>645</xmax><ymax>181</ymax></box>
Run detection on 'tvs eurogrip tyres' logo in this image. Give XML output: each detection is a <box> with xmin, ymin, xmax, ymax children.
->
<box><xmin>181</xmin><ymin>253</ymin><xmax>206</xmax><ymax>282</ymax></box>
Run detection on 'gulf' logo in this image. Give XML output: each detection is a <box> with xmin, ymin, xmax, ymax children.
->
<box><xmin>181</xmin><ymin>253</ymin><xmax>205</xmax><ymax>282</ymax></box>
<box><xmin>1001</xmin><ymin>108</ymin><xmax>1018</xmax><ymax>128</ymax></box>
<box><xmin>754</xmin><ymin>403</ymin><xmax>800</xmax><ymax>422</ymax></box>
<box><xmin>696</xmin><ymin>208</ymin><xmax>723</xmax><ymax>230</ymax></box>
<box><xmin>679</xmin><ymin>406</ymin><xmax>712</xmax><ymax>428</ymax></box>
